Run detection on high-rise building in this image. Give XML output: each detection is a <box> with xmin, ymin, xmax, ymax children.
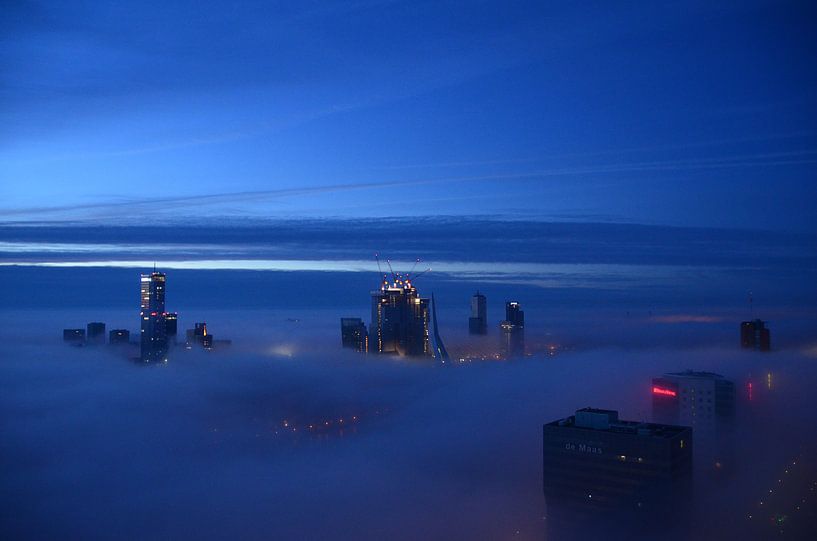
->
<box><xmin>86</xmin><ymin>322</ymin><xmax>106</xmax><ymax>345</ymax></box>
<box><xmin>63</xmin><ymin>328</ymin><xmax>85</xmax><ymax>343</ymax></box>
<box><xmin>370</xmin><ymin>277</ymin><xmax>430</xmax><ymax>356</ymax></box>
<box><xmin>740</xmin><ymin>319</ymin><xmax>771</xmax><ymax>351</ymax></box>
<box><xmin>341</xmin><ymin>318</ymin><xmax>368</xmax><ymax>352</ymax></box>
<box><xmin>652</xmin><ymin>370</ymin><xmax>736</xmax><ymax>473</ymax></box>
<box><xmin>543</xmin><ymin>408</ymin><xmax>692</xmax><ymax>513</ymax></box>
<box><xmin>499</xmin><ymin>300</ymin><xmax>525</xmax><ymax>358</ymax></box>
<box><xmin>140</xmin><ymin>272</ymin><xmax>168</xmax><ymax>362</ymax></box>
<box><xmin>468</xmin><ymin>291</ymin><xmax>487</xmax><ymax>335</ymax></box>
<box><xmin>109</xmin><ymin>329</ymin><xmax>130</xmax><ymax>345</ymax></box>
<box><xmin>505</xmin><ymin>301</ymin><xmax>524</xmax><ymax>327</ymax></box>
<box><xmin>165</xmin><ymin>312</ymin><xmax>178</xmax><ymax>343</ymax></box>
<box><xmin>652</xmin><ymin>370</ymin><xmax>735</xmax><ymax>428</ymax></box>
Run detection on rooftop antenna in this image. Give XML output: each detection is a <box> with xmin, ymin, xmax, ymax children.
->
<box><xmin>153</xmin><ymin>261</ymin><xmax>157</xmax><ymax>273</ymax></box>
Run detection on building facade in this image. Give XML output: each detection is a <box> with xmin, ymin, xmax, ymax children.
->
<box><xmin>741</xmin><ymin>319</ymin><xmax>771</xmax><ymax>351</ymax></box>
<box><xmin>468</xmin><ymin>291</ymin><xmax>487</xmax><ymax>335</ymax></box>
<box><xmin>500</xmin><ymin>300</ymin><xmax>525</xmax><ymax>358</ymax></box>
<box><xmin>341</xmin><ymin>318</ymin><xmax>368</xmax><ymax>352</ymax></box>
<box><xmin>543</xmin><ymin>408</ymin><xmax>692</xmax><ymax>513</ymax></box>
<box><xmin>370</xmin><ymin>278</ymin><xmax>430</xmax><ymax>356</ymax></box>
<box><xmin>140</xmin><ymin>272</ymin><xmax>169</xmax><ymax>362</ymax></box>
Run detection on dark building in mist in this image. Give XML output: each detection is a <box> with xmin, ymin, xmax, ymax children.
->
<box><xmin>109</xmin><ymin>329</ymin><xmax>130</xmax><ymax>345</ymax></box>
<box><xmin>499</xmin><ymin>300</ymin><xmax>524</xmax><ymax>358</ymax></box>
<box><xmin>140</xmin><ymin>271</ymin><xmax>169</xmax><ymax>362</ymax></box>
<box><xmin>468</xmin><ymin>291</ymin><xmax>487</xmax><ymax>335</ymax></box>
<box><xmin>86</xmin><ymin>322</ymin><xmax>106</xmax><ymax>345</ymax></box>
<box><xmin>505</xmin><ymin>301</ymin><xmax>524</xmax><ymax>327</ymax></box>
<box><xmin>63</xmin><ymin>328</ymin><xmax>85</xmax><ymax>343</ymax></box>
<box><xmin>740</xmin><ymin>319</ymin><xmax>770</xmax><ymax>351</ymax></box>
<box><xmin>165</xmin><ymin>312</ymin><xmax>178</xmax><ymax>342</ymax></box>
<box><xmin>543</xmin><ymin>408</ymin><xmax>692</xmax><ymax>514</ymax></box>
<box><xmin>340</xmin><ymin>318</ymin><xmax>368</xmax><ymax>352</ymax></box>
<box><xmin>186</xmin><ymin>322</ymin><xmax>213</xmax><ymax>350</ymax></box>
<box><xmin>370</xmin><ymin>277</ymin><xmax>430</xmax><ymax>356</ymax></box>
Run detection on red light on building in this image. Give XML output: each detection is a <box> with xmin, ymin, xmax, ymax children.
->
<box><xmin>652</xmin><ymin>386</ymin><xmax>677</xmax><ymax>397</ymax></box>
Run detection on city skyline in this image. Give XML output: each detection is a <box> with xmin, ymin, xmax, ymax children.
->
<box><xmin>2</xmin><ymin>2</ymin><xmax>816</xmax><ymax>540</ymax></box>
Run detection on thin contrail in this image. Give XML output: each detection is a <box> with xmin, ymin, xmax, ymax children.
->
<box><xmin>1</xmin><ymin>151</ymin><xmax>814</xmax><ymax>219</ymax></box>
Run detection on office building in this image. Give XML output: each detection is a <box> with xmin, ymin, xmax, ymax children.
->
<box><xmin>140</xmin><ymin>271</ymin><xmax>169</xmax><ymax>362</ymax></box>
<box><xmin>652</xmin><ymin>370</ymin><xmax>735</xmax><ymax>428</ymax></box>
<box><xmin>86</xmin><ymin>322</ymin><xmax>106</xmax><ymax>345</ymax></box>
<box><xmin>186</xmin><ymin>322</ymin><xmax>213</xmax><ymax>350</ymax></box>
<box><xmin>109</xmin><ymin>329</ymin><xmax>130</xmax><ymax>345</ymax></box>
<box><xmin>341</xmin><ymin>318</ymin><xmax>368</xmax><ymax>352</ymax></box>
<box><xmin>165</xmin><ymin>312</ymin><xmax>178</xmax><ymax>343</ymax></box>
<box><xmin>741</xmin><ymin>319</ymin><xmax>771</xmax><ymax>351</ymax></box>
<box><xmin>63</xmin><ymin>328</ymin><xmax>85</xmax><ymax>343</ymax></box>
<box><xmin>499</xmin><ymin>300</ymin><xmax>524</xmax><ymax>358</ymax></box>
<box><xmin>468</xmin><ymin>291</ymin><xmax>487</xmax><ymax>335</ymax></box>
<box><xmin>505</xmin><ymin>301</ymin><xmax>524</xmax><ymax>327</ymax></box>
<box><xmin>653</xmin><ymin>370</ymin><xmax>736</xmax><ymax>473</ymax></box>
<box><xmin>370</xmin><ymin>276</ymin><xmax>430</xmax><ymax>356</ymax></box>
<box><xmin>543</xmin><ymin>408</ymin><xmax>692</xmax><ymax>514</ymax></box>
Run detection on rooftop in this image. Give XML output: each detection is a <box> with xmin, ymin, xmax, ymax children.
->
<box><xmin>663</xmin><ymin>370</ymin><xmax>726</xmax><ymax>380</ymax></box>
<box><xmin>545</xmin><ymin>408</ymin><xmax>689</xmax><ymax>439</ymax></box>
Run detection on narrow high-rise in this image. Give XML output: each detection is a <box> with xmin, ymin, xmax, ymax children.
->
<box><xmin>468</xmin><ymin>291</ymin><xmax>487</xmax><ymax>335</ymax></box>
<box><xmin>140</xmin><ymin>271</ymin><xmax>169</xmax><ymax>362</ymax></box>
<box><xmin>500</xmin><ymin>300</ymin><xmax>525</xmax><ymax>358</ymax></box>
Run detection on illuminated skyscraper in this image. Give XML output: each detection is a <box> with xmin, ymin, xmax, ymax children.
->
<box><xmin>370</xmin><ymin>276</ymin><xmax>430</xmax><ymax>356</ymax></box>
<box><xmin>468</xmin><ymin>291</ymin><xmax>487</xmax><ymax>335</ymax></box>
<box><xmin>500</xmin><ymin>300</ymin><xmax>525</xmax><ymax>358</ymax></box>
<box><xmin>140</xmin><ymin>271</ymin><xmax>168</xmax><ymax>362</ymax></box>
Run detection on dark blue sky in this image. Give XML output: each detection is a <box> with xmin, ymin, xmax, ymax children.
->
<box><xmin>2</xmin><ymin>1</ymin><xmax>816</xmax><ymax>230</ymax></box>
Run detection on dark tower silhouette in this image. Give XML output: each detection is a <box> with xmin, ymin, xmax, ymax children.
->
<box><xmin>469</xmin><ymin>291</ymin><xmax>487</xmax><ymax>335</ymax></box>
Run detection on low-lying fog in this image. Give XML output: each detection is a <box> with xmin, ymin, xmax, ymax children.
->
<box><xmin>1</xmin><ymin>267</ymin><xmax>816</xmax><ymax>540</ymax></box>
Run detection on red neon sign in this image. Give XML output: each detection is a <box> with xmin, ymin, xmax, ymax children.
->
<box><xmin>652</xmin><ymin>386</ymin><xmax>677</xmax><ymax>397</ymax></box>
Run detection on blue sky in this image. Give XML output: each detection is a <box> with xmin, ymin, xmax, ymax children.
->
<box><xmin>2</xmin><ymin>1</ymin><xmax>816</xmax><ymax>230</ymax></box>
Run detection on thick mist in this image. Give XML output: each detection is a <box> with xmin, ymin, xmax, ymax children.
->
<box><xmin>1</xmin><ymin>266</ymin><xmax>816</xmax><ymax>540</ymax></box>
